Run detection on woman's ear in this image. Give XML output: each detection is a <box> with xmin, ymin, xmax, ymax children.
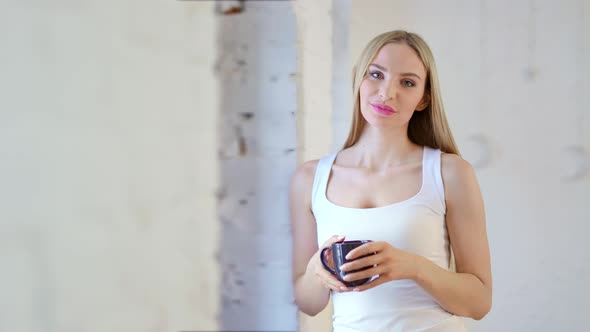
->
<box><xmin>416</xmin><ymin>91</ymin><xmax>430</xmax><ymax>111</ymax></box>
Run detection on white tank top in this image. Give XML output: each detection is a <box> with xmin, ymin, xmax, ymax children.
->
<box><xmin>311</xmin><ymin>146</ymin><xmax>467</xmax><ymax>332</ymax></box>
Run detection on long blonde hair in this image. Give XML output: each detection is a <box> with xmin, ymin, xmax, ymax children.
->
<box><xmin>343</xmin><ymin>30</ymin><xmax>460</xmax><ymax>155</ymax></box>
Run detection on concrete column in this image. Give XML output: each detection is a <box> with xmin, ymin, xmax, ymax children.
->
<box><xmin>215</xmin><ymin>2</ymin><xmax>298</xmax><ymax>330</ymax></box>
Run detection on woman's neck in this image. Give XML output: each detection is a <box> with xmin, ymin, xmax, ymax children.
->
<box><xmin>347</xmin><ymin>126</ymin><xmax>422</xmax><ymax>171</ymax></box>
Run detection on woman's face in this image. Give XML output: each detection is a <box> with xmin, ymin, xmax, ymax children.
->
<box><xmin>359</xmin><ymin>43</ymin><xmax>428</xmax><ymax>129</ymax></box>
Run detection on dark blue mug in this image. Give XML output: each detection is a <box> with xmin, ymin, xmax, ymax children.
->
<box><xmin>320</xmin><ymin>240</ymin><xmax>375</xmax><ymax>287</ymax></box>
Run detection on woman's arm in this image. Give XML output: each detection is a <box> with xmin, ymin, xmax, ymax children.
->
<box><xmin>289</xmin><ymin>160</ymin><xmax>350</xmax><ymax>316</ymax></box>
<box><xmin>414</xmin><ymin>153</ymin><xmax>492</xmax><ymax>319</ymax></box>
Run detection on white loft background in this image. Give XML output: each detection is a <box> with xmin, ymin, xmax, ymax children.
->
<box><xmin>0</xmin><ymin>1</ymin><xmax>588</xmax><ymax>332</ymax></box>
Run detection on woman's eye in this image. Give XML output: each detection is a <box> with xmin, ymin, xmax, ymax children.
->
<box><xmin>402</xmin><ymin>80</ymin><xmax>415</xmax><ymax>87</ymax></box>
<box><xmin>370</xmin><ymin>71</ymin><xmax>383</xmax><ymax>79</ymax></box>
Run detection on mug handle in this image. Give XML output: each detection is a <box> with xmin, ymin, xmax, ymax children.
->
<box><xmin>320</xmin><ymin>247</ymin><xmax>337</xmax><ymax>275</ymax></box>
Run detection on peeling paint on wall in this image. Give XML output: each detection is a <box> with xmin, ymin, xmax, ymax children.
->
<box><xmin>216</xmin><ymin>2</ymin><xmax>298</xmax><ymax>331</ymax></box>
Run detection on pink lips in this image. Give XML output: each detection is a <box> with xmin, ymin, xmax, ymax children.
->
<box><xmin>370</xmin><ymin>103</ymin><xmax>396</xmax><ymax>116</ymax></box>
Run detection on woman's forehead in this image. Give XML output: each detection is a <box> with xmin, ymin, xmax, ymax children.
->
<box><xmin>371</xmin><ymin>43</ymin><xmax>426</xmax><ymax>76</ymax></box>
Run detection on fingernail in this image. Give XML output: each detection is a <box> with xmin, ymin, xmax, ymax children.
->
<box><xmin>340</xmin><ymin>287</ymin><xmax>347</xmax><ymax>291</ymax></box>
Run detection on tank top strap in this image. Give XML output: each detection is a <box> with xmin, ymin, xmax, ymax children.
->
<box><xmin>421</xmin><ymin>146</ymin><xmax>446</xmax><ymax>215</ymax></box>
<box><xmin>422</xmin><ymin>146</ymin><xmax>455</xmax><ymax>270</ymax></box>
<box><xmin>311</xmin><ymin>151</ymin><xmax>339</xmax><ymax>214</ymax></box>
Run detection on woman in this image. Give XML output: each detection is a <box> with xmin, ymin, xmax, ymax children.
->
<box><xmin>289</xmin><ymin>30</ymin><xmax>492</xmax><ymax>331</ymax></box>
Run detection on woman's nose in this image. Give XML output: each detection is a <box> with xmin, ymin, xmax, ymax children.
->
<box><xmin>379</xmin><ymin>81</ymin><xmax>396</xmax><ymax>99</ymax></box>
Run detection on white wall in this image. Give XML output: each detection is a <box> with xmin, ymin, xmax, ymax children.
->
<box><xmin>0</xmin><ymin>1</ymin><xmax>220</xmax><ymax>331</ymax></box>
<box><xmin>292</xmin><ymin>0</ymin><xmax>337</xmax><ymax>330</ymax></box>
<box><xmin>331</xmin><ymin>0</ymin><xmax>353</xmax><ymax>152</ymax></box>
<box><xmin>3</xmin><ymin>1</ymin><xmax>587</xmax><ymax>331</ymax></box>
<box><xmin>347</xmin><ymin>0</ymin><xmax>590</xmax><ymax>331</ymax></box>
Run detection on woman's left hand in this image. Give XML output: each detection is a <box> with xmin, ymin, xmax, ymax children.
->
<box><xmin>339</xmin><ymin>241</ymin><xmax>424</xmax><ymax>292</ymax></box>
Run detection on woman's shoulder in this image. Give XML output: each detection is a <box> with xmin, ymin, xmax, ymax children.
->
<box><xmin>291</xmin><ymin>150</ymin><xmax>340</xmax><ymax>180</ymax></box>
<box><xmin>440</xmin><ymin>152</ymin><xmax>479</xmax><ymax>192</ymax></box>
<box><xmin>290</xmin><ymin>150</ymin><xmax>341</xmax><ymax>190</ymax></box>
<box><xmin>293</xmin><ymin>159</ymin><xmax>320</xmax><ymax>180</ymax></box>
<box><xmin>441</xmin><ymin>152</ymin><xmax>474</xmax><ymax>173</ymax></box>
<box><xmin>289</xmin><ymin>159</ymin><xmax>320</xmax><ymax>198</ymax></box>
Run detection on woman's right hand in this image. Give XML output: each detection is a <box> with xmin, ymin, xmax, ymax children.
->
<box><xmin>306</xmin><ymin>235</ymin><xmax>352</xmax><ymax>293</ymax></box>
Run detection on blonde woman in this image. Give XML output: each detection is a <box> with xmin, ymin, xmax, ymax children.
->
<box><xmin>289</xmin><ymin>30</ymin><xmax>492</xmax><ymax>331</ymax></box>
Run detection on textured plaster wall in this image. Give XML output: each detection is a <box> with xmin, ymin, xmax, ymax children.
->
<box><xmin>0</xmin><ymin>1</ymin><xmax>219</xmax><ymax>331</ymax></box>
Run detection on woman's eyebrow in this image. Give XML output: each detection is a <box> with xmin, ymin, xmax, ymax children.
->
<box><xmin>400</xmin><ymin>72</ymin><xmax>422</xmax><ymax>80</ymax></box>
<box><xmin>369</xmin><ymin>63</ymin><xmax>388</xmax><ymax>72</ymax></box>
<box><xmin>369</xmin><ymin>63</ymin><xmax>422</xmax><ymax>80</ymax></box>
